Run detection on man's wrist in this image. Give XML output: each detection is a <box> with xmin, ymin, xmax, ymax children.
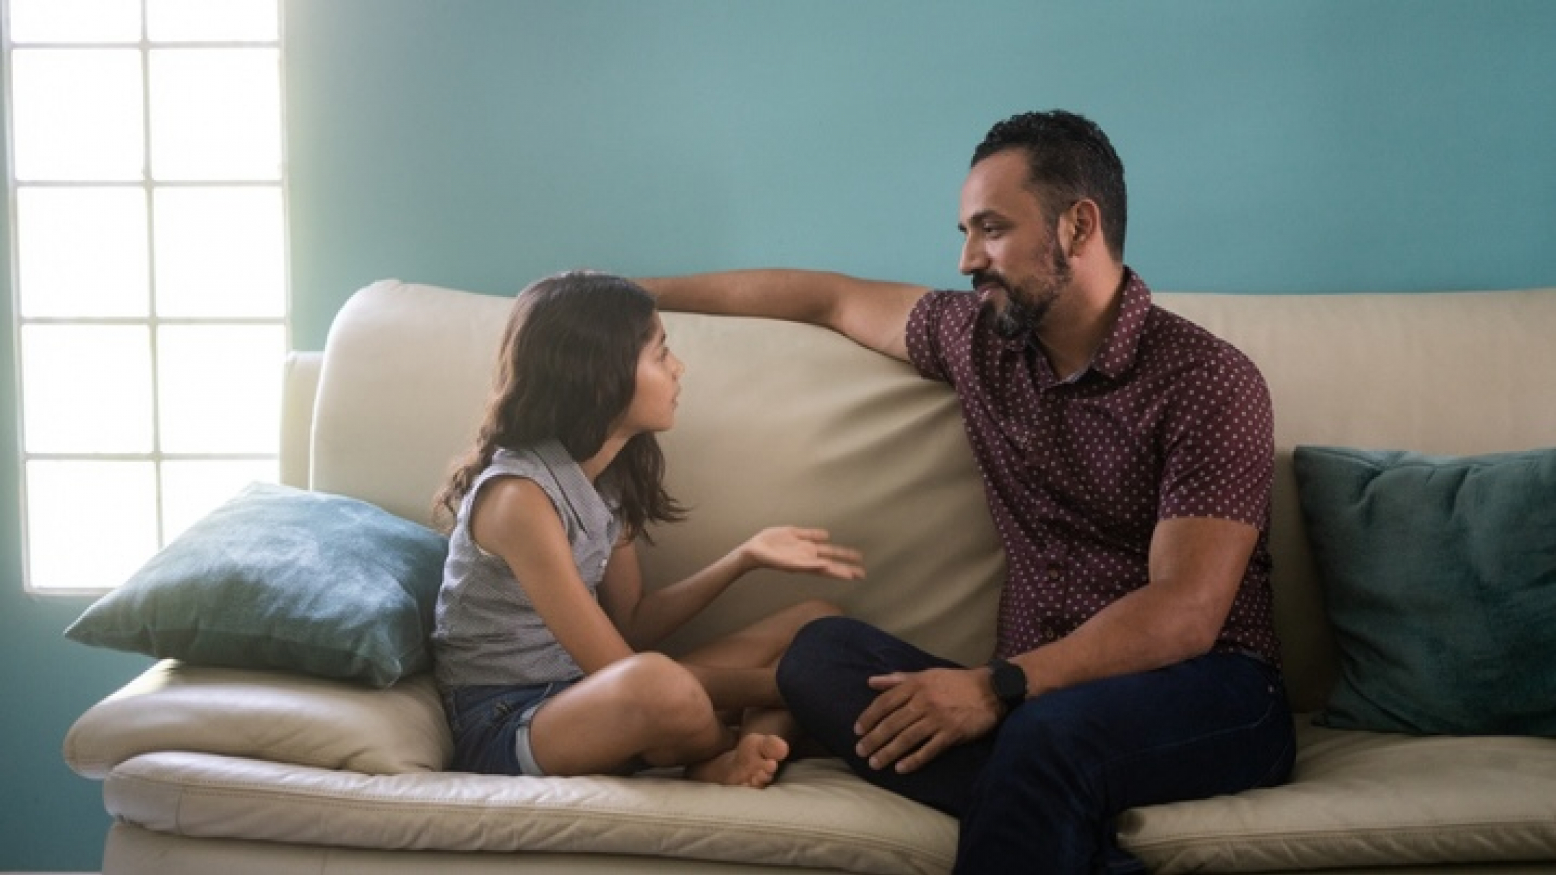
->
<box><xmin>986</xmin><ymin>657</ymin><xmax>1028</xmax><ymax>713</ymax></box>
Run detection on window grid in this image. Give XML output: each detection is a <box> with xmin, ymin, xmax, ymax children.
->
<box><xmin>5</xmin><ymin>1</ymin><xmax>289</xmax><ymax>593</ymax></box>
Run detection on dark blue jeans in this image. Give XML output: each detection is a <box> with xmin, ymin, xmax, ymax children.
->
<box><xmin>776</xmin><ymin>616</ymin><xmax>1295</xmax><ymax>875</ymax></box>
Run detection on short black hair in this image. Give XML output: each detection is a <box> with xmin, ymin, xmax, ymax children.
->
<box><xmin>972</xmin><ymin>110</ymin><xmax>1127</xmax><ymax>261</ymax></box>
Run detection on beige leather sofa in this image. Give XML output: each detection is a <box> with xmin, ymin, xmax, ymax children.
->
<box><xmin>65</xmin><ymin>279</ymin><xmax>1556</xmax><ymax>874</ymax></box>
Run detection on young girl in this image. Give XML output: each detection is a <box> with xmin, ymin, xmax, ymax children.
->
<box><xmin>431</xmin><ymin>270</ymin><xmax>864</xmax><ymax>788</ymax></box>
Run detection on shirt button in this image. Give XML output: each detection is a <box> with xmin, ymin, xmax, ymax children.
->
<box><xmin>1046</xmin><ymin>568</ymin><xmax>1061</xmax><ymax>581</ymax></box>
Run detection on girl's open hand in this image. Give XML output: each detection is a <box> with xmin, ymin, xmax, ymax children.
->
<box><xmin>742</xmin><ymin>527</ymin><xmax>866</xmax><ymax>581</ymax></box>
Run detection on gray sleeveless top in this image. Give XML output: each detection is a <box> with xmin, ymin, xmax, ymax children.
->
<box><xmin>431</xmin><ymin>440</ymin><xmax>622</xmax><ymax>688</ymax></box>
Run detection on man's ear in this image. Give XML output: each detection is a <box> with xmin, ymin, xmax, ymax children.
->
<box><xmin>1068</xmin><ymin>199</ymin><xmax>1102</xmax><ymax>258</ymax></box>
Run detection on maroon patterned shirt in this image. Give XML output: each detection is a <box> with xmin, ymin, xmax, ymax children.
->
<box><xmin>906</xmin><ymin>269</ymin><xmax>1281</xmax><ymax>667</ymax></box>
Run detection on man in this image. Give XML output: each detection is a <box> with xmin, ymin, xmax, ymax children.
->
<box><xmin>641</xmin><ymin>109</ymin><xmax>1293</xmax><ymax>873</ymax></box>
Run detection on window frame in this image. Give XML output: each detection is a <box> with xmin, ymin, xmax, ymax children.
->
<box><xmin>3</xmin><ymin>0</ymin><xmax>291</xmax><ymax>595</ymax></box>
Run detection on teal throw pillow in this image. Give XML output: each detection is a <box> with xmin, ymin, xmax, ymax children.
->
<box><xmin>65</xmin><ymin>482</ymin><xmax>449</xmax><ymax>688</ymax></box>
<box><xmin>1294</xmin><ymin>445</ymin><xmax>1556</xmax><ymax>736</ymax></box>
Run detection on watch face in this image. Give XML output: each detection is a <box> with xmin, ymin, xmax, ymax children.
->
<box><xmin>992</xmin><ymin>660</ymin><xmax>1025</xmax><ymax>702</ymax></box>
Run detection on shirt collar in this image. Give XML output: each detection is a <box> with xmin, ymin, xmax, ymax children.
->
<box><xmin>530</xmin><ymin>438</ymin><xmax>618</xmax><ymax>537</ymax></box>
<box><xmin>1080</xmin><ymin>267</ymin><xmax>1152</xmax><ymax>382</ymax></box>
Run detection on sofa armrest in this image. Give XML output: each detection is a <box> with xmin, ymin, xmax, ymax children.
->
<box><xmin>63</xmin><ymin>660</ymin><xmax>451</xmax><ymax>780</ymax></box>
<box><xmin>281</xmin><ymin>350</ymin><xmax>322</xmax><ymax>489</ymax></box>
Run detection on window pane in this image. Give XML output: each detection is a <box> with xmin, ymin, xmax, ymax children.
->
<box><xmin>149</xmin><ymin>48</ymin><xmax>282</xmax><ymax>181</ymax></box>
<box><xmin>26</xmin><ymin>460</ymin><xmax>158</xmax><ymax>591</ymax></box>
<box><xmin>161</xmin><ymin>460</ymin><xmax>278</xmax><ymax>542</ymax></box>
<box><xmin>17</xmin><ymin>187</ymin><xmax>149</xmax><ymax>318</ymax></box>
<box><xmin>21</xmin><ymin>325</ymin><xmax>154</xmax><ymax>453</ymax></box>
<box><xmin>10</xmin><ymin>49</ymin><xmax>145</xmax><ymax>181</ymax></box>
<box><xmin>148</xmin><ymin>0</ymin><xmax>278</xmax><ymax>42</ymax></box>
<box><xmin>7</xmin><ymin>0</ymin><xmax>141</xmax><ymax>44</ymax></box>
<box><xmin>157</xmin><ymin>325</ymin><xmax>285</xmax><ymax>453</ymax></box>
<box><xmin>154</xmin><ymin>187</ymin><xmax>286</xmax><ymax>317</ymax></box>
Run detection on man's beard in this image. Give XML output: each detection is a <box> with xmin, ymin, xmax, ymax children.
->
<box><xmin>982</xmin><ymin>243</ymin><xmax>1072</xmax><ymax>340</ymax></box>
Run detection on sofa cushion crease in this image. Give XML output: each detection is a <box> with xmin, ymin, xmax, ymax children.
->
<box><xmin>63</xmin><ymin>660</ymin><xmax>451</xmax><ymax>778</ymax></box>
<box><xmin>104</xmin><ymin>751</ymin><xmax>956</xmax><ymax>874</ymax></box>
<box><xmin>1116</xmin><ymin>720</ymin><xmax>1556</xmax><ymax>872</ymax></box>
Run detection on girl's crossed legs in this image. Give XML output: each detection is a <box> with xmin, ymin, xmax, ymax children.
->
<box><xmin>526</xmin><ymin>599</ymin><xmax>840</xmax><ymax>787</ymax></box>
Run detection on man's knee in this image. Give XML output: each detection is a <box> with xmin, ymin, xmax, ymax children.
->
<box><xmin>776</xmin><ymin>615</ymin><xmax>881</xmax><ymax>702</ymax></box>
<box><xmin>779</xmin><ymin>616</ymin><xmax>852</xmax><ymax>687</ymax></box>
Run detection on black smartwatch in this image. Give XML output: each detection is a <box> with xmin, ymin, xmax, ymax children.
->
<box><xmin>986</xmin><ymin>658</ymin><xmax>1028</xmax><ymax>713</ymax></box>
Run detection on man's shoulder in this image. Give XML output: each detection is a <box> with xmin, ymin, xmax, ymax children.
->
<box><xmin>1146</xmin><ymin>304</ymin><xmax>1259</xmax><ymax>363</ymax></box>
<box><xmin>1141</xmin><ymin>304</ymin><xmax>1270</xmax><ymax>389</ymax></box>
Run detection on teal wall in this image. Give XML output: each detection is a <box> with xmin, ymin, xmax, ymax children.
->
<box><xmin>4</xmin><ymin>1</ymin><xmax>1554</xmax><ymax>869</ymax></box>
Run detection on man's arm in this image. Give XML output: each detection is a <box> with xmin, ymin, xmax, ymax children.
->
<box><xmin>853</xmin><ymin>516</ymin><xmax>1257</xmax><ymax>774</ymax></box>
<box><xmin>638</xmin><ymin>270</ymin><xmax>929</xmax><ymax>362</ymax></box>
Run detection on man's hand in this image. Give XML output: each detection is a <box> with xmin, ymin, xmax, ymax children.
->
<box><xmin>741</xmin><ymin>526</ymin><xmax>866</xmax><ymax>581</ymax></box>
<box><xmin>854</xmin><ymin>667</ymin><xmax>1002</xmax><ymax>774</ymax></box>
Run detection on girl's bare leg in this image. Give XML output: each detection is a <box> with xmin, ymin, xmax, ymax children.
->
<box><xmin>527</xmin><ymin>601</ymin><xmax>843</xmax><ymax>787</ymax></box>
<box><xmin>679</xmin><ymin>599</ymin><xmax>843</xmax><ymax>780</ymax></box>
<box><xmin>527</xmin><ymin>652</ymin><xmax>734</xmax><ymax>777</ymax></box>
<box><xmin>679</xmin><ymin>599</ymin><xmax>843</xmax><ymax>711</ymax></box>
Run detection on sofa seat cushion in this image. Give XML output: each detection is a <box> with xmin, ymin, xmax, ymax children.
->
<box><xmin>102</xmin><ymin>751</ymin><xmax>957</xmax><ymax>875</ymax></box>
<box><xmin>1118</xmin><ymin>718</ymin><xmax>1556</xmax><ymax>873</ymax></box>
<box><xmin>64</xmin><ymin>661</ymin><xmax>451</xmax><ymax>779</ymax></box>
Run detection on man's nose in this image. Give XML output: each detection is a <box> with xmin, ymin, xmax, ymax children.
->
<box><xmin>958</xmin><ymin>237</ymin><xmax>987</xmax><ymax>275</ymax></box>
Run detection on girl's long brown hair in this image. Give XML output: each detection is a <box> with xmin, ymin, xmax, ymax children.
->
<box><xmin>433</xmin><ymin>271</ymin><xmax>685</xmax><ymax>540</ymax></box>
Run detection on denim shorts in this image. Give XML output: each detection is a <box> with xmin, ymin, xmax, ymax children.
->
<box><xmin>442</xmin><ymin>681</ymin><xmax>576</xmax><ymax>776</ymax></box>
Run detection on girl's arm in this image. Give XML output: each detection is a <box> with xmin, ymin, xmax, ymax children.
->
<box><xmin>470</xmin><ymin>476</ymin><xmax>635</xmax><ymax>674</ymax></box>
<box><xmin>600</xmin><ymin>526</ymin><xmax>865</xmax><ymax>650</ymax></box>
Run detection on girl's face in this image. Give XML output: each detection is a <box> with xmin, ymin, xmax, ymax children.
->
<box><xmin>618</xmin><ymin>313</ymin><xmax>685</xmax><ymax>436</ymax></box>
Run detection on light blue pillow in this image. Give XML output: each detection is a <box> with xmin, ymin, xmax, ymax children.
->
<box><xmin>1294</xmin><ymin>445</ymin><xmax>1556</xmax><ymax>736</ymax></box>
<box><xmin>65</xmin><ymin>482</ymin><xmax>448</xmax><ymax>688</ymax></box>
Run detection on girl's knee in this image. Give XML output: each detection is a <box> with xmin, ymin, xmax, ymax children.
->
<box><xmin>770</xmin><ymin>599</ymin><xmax>845</xmax><ymax>641</ymax></box>
<box><xmin>792</xmin><ymin>598</ymin><xmax>844</xmax><ymax>623</ymax></box>
<box><xmin>616</xmin><ymin>653</ymin><xmax>704</xmax><ymax>708</ymax></box>
<box><xmin>622</xmin><ymin>655</ymin><xmax>729</xmax><ymax>758</ymax></box>
<box><xmin>792</xmin><ymin>613</ymin><xmax>866</xmax><ymax>651</ymax></box>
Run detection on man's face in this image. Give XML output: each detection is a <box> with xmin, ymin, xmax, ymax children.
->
<box><xmin>958</xmin><ymin>148</ymin><xmax>1072</xmax><ymax>340</ymax></box>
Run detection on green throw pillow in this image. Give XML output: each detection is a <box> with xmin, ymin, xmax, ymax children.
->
<box><xmin>65</xmin><ymin>482</ymin><xmax>449</xmax><ymax>688</ymax></box>
<box><xmin>1294</xmin><ymin>445</ymin><xmax>1556</xmax><ymax>736</ymax></box>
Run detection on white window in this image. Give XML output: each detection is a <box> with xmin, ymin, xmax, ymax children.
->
<box><xmin>5</xmin><ymin>0</ymin><xmax>288</xmax><ymax>593</ymax></box>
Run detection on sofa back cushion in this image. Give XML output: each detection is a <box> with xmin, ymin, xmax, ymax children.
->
<box><xmin>311</xmin><ymin>280</ymin><xmax>1004</xmax><ymax>667</ymax></box>
<box><xmin>1159</xmin><ymin>288</ymin><xmax>1556</xmax><ymax>710</ymax></box>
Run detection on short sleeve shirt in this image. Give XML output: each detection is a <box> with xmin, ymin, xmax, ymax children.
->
<box><xmin>431</xmin><ymin>439</ymin><xmax>623</xmax><ymax>688</ymax></box>
<box><xmin>906</xmin><ymin>269</ymin><xmax>1280</xmax><ymax>666</ymax></box>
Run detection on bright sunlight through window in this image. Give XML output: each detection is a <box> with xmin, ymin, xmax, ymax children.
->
<box><xmin>5</xmin><ymin>0</ymin><xmax>288</xmax><ymax>592</ymax></box>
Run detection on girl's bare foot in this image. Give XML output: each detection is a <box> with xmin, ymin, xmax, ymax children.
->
<box><xmin>685</xmin><ymin>733</ymin><xmax>790</xmax><ymax>788</ymax></box>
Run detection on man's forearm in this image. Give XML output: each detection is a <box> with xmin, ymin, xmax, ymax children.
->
<box><xmin>638</xmin><ymin>269</ymin><xmax>836</xmax><ymax>323</ymax></box>
<box><xmin>640</xmin><ymin>269</ymin><xmax>926</xmax><ymax>361</ymax></box>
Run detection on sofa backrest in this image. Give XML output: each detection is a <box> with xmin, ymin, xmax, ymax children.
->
<box><xmin>303</xmin><ymin>280</ymin><xmax>1556</xmax><ymax>712</ymax></box>
<box><xmin>1158</xmin><ymin>288</ymin><xmax>1556</xmax><ymax>710</ymax></box>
